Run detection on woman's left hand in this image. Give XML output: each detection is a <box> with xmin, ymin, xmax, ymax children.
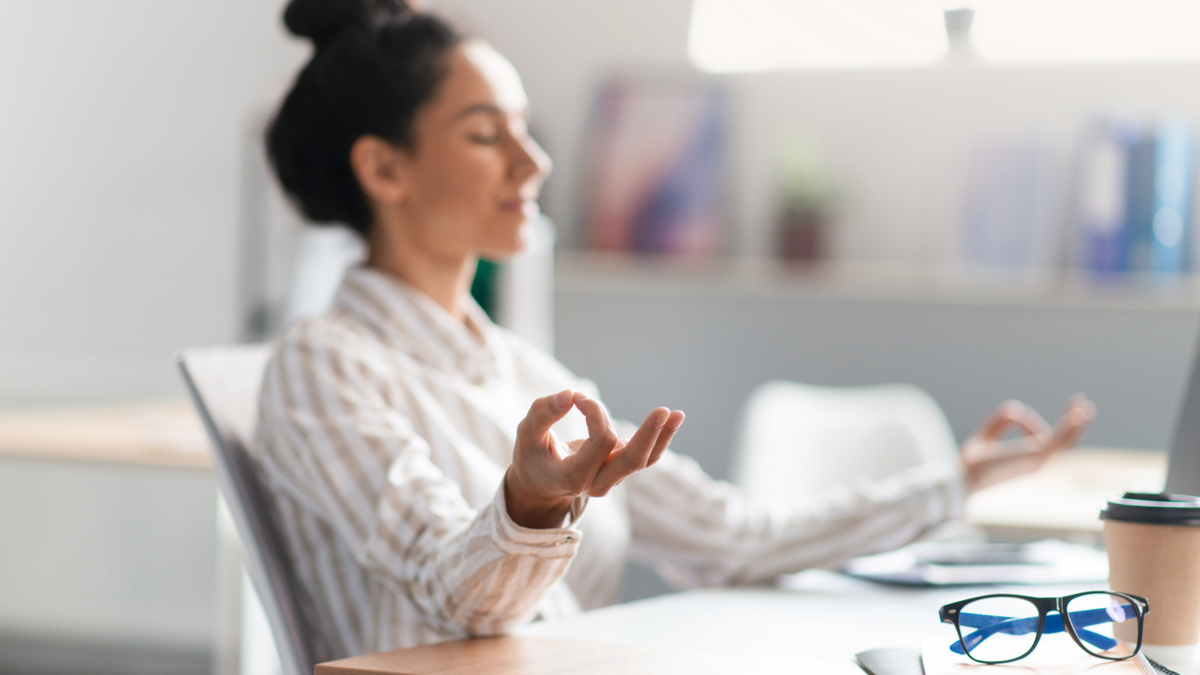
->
<box><xmin>961</xmin><ymin>395</ymin><xmax>1096</xmax><ymax>494</ymax></box>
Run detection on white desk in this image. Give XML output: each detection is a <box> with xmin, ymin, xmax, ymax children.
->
<box><xmin>524</xmin><ymin>570</ymin><xmax>1098</xmax><ymax>663</ymax></box>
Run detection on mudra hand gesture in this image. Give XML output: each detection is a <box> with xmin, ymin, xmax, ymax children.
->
<box><xmin>961</xmin><ymin>395</ymin><xmax>1096</xmax><ymax>493</ymax></box>
<box><xmin>506</xmin><ymin>390</ymin><xmax>685</xmax><ymax>529</ymax></box>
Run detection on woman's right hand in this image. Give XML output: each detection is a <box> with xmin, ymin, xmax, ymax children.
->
<box><xmin>505</xmin><ymin>389</ymin><xmax>685</xmax><ymax>529</ymax></box>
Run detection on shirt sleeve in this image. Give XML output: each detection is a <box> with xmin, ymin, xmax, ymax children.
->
<box><xmin>255</xmin><ymin>328</ymin><xmax>582</xmax><ymax>642</ymax></box>
<box><xmin>621</xmin><ymin>446</ymin><xmax>965</xmax><ymax>589</ymax></box>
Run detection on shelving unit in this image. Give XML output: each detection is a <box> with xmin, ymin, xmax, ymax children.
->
<box><xmin>555</xmin><ymin>251</ymin><xmax>1200</xmax><ymax>314</ymax></box>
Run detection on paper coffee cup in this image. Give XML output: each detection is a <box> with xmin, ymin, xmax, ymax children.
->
<box><xmin>1102</xmin><ymin>492</ymin><xmax>1200</xmax><ymax>671</ymax></box>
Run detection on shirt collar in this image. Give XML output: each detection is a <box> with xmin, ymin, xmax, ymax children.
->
<box><xmin>333</xmin><ymin>266</ymin><xmax>506</xmax><ymax>383</ymax></box>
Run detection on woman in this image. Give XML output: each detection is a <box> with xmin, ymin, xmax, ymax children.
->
<box><xmin>255</xmin><ymin>0</ymin><xmax>1095</xmax><ymax>659</ymax></box>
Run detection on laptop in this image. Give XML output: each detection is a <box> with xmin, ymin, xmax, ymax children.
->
<box><xmin>1165</xmin><ymin>336</ymin><xmax>1200</xmax><ymax>497</ymax></box>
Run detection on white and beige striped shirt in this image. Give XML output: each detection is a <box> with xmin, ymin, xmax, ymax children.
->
<box><xmin>254</xmin><ymin>266</ymin><xmax>965</xmax><ymax>658</ymax></box>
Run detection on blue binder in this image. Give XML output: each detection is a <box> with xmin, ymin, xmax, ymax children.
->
<box><xmin>1148</xmin><ymin>118</ymin><xmax>1196</xmax><ymax>277</ymax></box>
<box><xmin>1076</xmin><ymin>119</ymin><xmax>1141</xmax><ymax>277</ymax></box>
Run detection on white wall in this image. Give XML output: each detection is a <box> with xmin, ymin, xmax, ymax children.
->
<box><xmin>0</xmin><ymin>0</ymin><xmax>307</xmax><ymax>407</ymax></box>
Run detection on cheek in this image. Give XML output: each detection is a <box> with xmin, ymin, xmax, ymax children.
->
<box><xmin>426</xmin><ymin>148</ymin><xmax>505</xmax><ymax>210</ymax></box>
<box><xmin>404</xmin><ymin>144</ymin><xmax>525</xmax><ymax>256</ymax></box>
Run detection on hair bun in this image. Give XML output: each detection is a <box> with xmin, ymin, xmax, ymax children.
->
<box><xmin>283</xmin><ymin>0</ymin><xmax>371</xmax><ymax>49</ymax></box>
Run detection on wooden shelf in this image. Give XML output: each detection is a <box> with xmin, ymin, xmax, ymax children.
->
<box><xmin>0</xmin><ymin>400</ymin><xmax>212</xmax><ymax>470</ymax></box>
<box><xmin>555</xmin><ymin>251</ymin><xmax>1200</xmax><ymax>313</ymax></box>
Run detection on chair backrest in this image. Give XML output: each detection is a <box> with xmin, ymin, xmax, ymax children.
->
<box><xmin>178</xmin><ymin>345</ymin><xmax>317</xmax><ymax>675</ymax></box>
<box><xmin>731</xmin><ymin>381</ymin><xmax>958</xmax><ymax>504</ymax></box>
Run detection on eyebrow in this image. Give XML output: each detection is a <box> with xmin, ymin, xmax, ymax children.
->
<box><xmin>454</xmin><ymin>103</ymin><xmax>530</xmax><ymax>120</ymax></box>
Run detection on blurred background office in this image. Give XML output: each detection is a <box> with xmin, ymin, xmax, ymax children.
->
<box><xmin>2</xmin><ymin>0</ymin><xmax>1200</xmax><ymax>673</ymax></box>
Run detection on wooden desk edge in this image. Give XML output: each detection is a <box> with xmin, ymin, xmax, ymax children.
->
<box><xmin>316</xmin><ymin>636</ymin><xmax>860</xmax><ymax>675</ymax></box>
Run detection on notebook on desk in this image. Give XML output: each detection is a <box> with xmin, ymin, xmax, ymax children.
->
<box><xmin>920</xmin><ymin>638</ymin><xmax>1154</xmax><ymax>674</ymax></box>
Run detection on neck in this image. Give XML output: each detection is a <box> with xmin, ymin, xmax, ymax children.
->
<box><xmin>366</xmin><ymin>223</ymin><xmax>476</xmax><ymax>321</ymax></box>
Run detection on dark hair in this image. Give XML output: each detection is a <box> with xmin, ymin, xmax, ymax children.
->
<box><xmin>266</xmin><ymin>0</ymin><xmax>462</xmax><ymax>236</ymax></box>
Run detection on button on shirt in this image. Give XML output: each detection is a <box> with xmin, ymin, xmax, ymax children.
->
<box><xmin>254</xmin><ymin>266</ymin><xmax>966</xmax><ymax>658</ymax></box>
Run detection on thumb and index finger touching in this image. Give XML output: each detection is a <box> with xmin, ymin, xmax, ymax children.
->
<box><xmin>973</xmin><ymin>395</ymin><xmax>1096</xmax><ymax>457</ymax></box>
<box><xmin>521</xmin><ymin>389</ymin><xmax>620</xmax><ymax>456</ymax></box>
<box><xmin>977</xmin><ymin>400</ymin><xmax>1051</xmax><ymax>442</ymax></box>
<box><xmin>563</xmin><ymin>392</ymin><xmax>622</xmax><ymax>474</ymax></box>
<box><xmin>519</xmin><ymin>389</ymin><xmax>577</xmax><ymax>448</ymax></box>
<box><xmin>526</xmin><ymin>389</ymin><xmax>685</xmax><ymax>477</ymax></box>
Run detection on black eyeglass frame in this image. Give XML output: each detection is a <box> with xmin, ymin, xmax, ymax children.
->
<box><xmin>938</xmin><ymin>591</ymin><xmax>1149</xmax><ymax>664</ymax></box>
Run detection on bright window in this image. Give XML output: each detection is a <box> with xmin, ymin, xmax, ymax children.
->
<box><xmin>688</xmin><ymin>0</ymin><xmax>1200</xmax><ymax>72</ymax></box>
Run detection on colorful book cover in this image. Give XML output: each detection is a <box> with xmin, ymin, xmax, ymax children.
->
<box><xmin>957</xmin><ymin>136</ymin><xmax>1054</xmax><ymax>268</ymax></box>
<box><xmin>1074</xmin><ymin>119</ymin><xmax>1142</xmax><ymax>277</ymax></box>
<box><xmin>584</xmin><ymin>79</ymin><xmax>726</xmax><ymax>255</ymax></box>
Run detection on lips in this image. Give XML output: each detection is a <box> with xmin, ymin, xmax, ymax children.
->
<box><xmin>500</xmin><ymin>198</ymin><xmax>539</xmax><ymax>216</ymax></box>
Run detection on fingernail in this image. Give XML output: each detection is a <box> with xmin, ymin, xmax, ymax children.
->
<box><xmin>551</xmin><ymin>390</ymin><xmax>571</xmax><ymax>408</ymax></box>
<box><xmin>574</xmin><ymin>391</ymin><xmax>589</xmax><ymax>401</ymax></box>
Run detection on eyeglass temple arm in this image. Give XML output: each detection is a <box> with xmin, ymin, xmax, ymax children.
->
<box><xmin>949</xmin><ymin>605</ymin><xmax>1136</xmax><ymax>655</ymax></box>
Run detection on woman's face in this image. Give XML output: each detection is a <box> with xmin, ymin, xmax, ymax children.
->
<box><xmin>390</xmin><ymin>41</ymin><xmax>552</xmax><ymax>262</ymax></box>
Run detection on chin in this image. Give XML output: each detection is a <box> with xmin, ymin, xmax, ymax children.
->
<box><xmin>481</xmin><ymin>218</ymin><xmax>531</xmax><ymax>260</ymax></box>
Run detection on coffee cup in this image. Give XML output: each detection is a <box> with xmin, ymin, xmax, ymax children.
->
<box><xmin>1102</xmin><ymin>492</ymin><xmax>1200</xmax><ymax>672</ymax></box>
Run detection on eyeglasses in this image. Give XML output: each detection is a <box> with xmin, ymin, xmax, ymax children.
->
<box><xmin>938</xmin><ymin>591</ymin><xmax>1149</xmax><ymax>664</ymax></box>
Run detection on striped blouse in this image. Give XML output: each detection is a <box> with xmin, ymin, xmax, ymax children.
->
<box><xmin>253</xmin><ymin>265</ymin><xmax>965</xmax><ymax>658</ymax></box>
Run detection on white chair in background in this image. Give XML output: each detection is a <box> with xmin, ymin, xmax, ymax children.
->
<box><xmin>179</xmin><ymin>345</ymin><xmax>315</xmax><ymax>675</ymax></box>
<box><xmin>730</xmin><ymin>381</ymin><xmax>959</xmax><ymax>504</ymax></box>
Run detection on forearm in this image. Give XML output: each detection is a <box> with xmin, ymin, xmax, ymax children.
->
<box><xmin>625</xmin><ymin>452</ymin><xmax>965</xmax><ymax>588</ymax></box>
<box><xmin>729</xmin><ymin>460</ymin><xmax>964</xmax><ymax>582</ymax></box>
<box><xmin>399</xmin><ymin>480</ymin><xmax>582</xmax><ymax>635</ymax></box>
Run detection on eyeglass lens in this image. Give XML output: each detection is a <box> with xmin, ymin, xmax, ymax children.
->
<box><xmin>1064</xmin><ymin>592</ymin><xmax>1140</xmax><ymax>658</ymax></box>
<box><xmin>957</xmin><ymin>596</ymin><xmax>1042</xmax><ymax>662</ymax></box>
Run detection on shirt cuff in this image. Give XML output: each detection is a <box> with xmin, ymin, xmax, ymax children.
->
<box><xmin>490</xmin><ymin>473</ymin><xmax>585</xmax><ymax>558</ymax></box>
<box><xmin>921</xmin><ymin>459</ymin><xmax>968</xmax><ymax>527</ymax></box>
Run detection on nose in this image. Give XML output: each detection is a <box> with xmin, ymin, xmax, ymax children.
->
<box><xmin>511</xmin><ymin>132</ymin><xmax>552</xmax><ymax>187</ymax></box>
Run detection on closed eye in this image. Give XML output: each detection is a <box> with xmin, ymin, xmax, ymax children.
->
<box><xmin>456</xmin><ymin>102</ymin><xmax>530</xmax><ymax>145</ymax></box>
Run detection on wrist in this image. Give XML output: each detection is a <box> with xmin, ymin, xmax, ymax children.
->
<box><xmin>504</xmin><ymin>469</ymin><xmax>574</xmax><ymax>529</ymax></box>
<box><xmin>961</xmin><ymin>455</ymin><xmax>992</xmax><ymax>495</ymax></box>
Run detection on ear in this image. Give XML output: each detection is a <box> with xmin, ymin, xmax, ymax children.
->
<box><xmin>349</xmin><ymin>136</ymin><xmax>410</xmax><ymax>206</ymax></box>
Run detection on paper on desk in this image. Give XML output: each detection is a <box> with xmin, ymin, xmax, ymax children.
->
<box><xmin>921</xmin><ymin>637</ymin><xmax>1153</xmax><ymax>674</ymax></box>
<box><xmin>843</xmin><ymin>540</ymin><xmax>1108</xmax><ymax>586</ymax></box>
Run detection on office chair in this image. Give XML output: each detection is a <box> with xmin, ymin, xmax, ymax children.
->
<box><xmin>179</xmin><ymin>345</ymin><xmax>319</xmax><ymax>675</ymax></box>
<box><xmin>730</xmin><ymin>381</ymin><xmax>958</xmax><ymax>504</ymax></box>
